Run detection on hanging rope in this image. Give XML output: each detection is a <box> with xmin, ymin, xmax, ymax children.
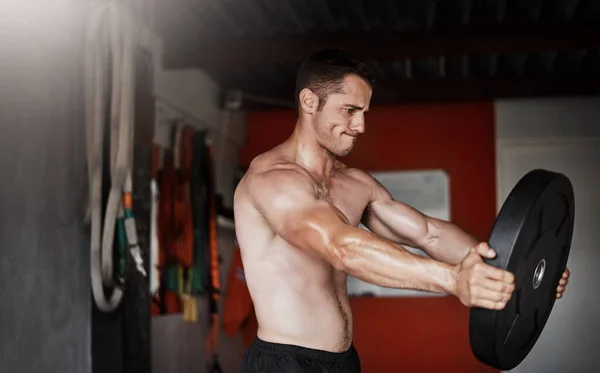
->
<box><xmin>84</xmin><ymin>1</ymin><xmax>145</xmax><ymax>312</ymax></box>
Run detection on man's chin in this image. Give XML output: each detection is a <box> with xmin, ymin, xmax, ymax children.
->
<box><xmin>334</xmin><ymin>146</ymin><xmax>353</xmax><ymax>157</ymax></box>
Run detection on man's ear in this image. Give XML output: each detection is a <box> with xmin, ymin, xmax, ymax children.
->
<box><xmin>299</xmin><ymin>88</ymin><xmax>318</xmax><ymax>114</ymax></box>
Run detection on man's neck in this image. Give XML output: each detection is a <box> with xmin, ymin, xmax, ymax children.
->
<box><xmin>288</xmin><ymin>119</ymin><xmax>335</xmax><ymax>181</ymax></box>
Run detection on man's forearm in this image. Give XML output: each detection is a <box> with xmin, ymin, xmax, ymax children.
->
<box><xmin>334</xmin><ymin>226</ymin><xmax>457</xmax><ymax>294</ymax></box>
<box><xmin>424</xmin><ymin>218</ymin><xmax>479</xmax><ymax>265</ymax></box>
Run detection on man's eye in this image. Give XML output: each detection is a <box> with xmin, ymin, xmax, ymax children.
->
<box><xmin>344</xmin><ymin>108</ymin><xmax>354</xmax><ymax>114</ymax></box>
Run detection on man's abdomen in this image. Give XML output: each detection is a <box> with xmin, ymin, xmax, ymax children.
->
<box><xmin>252</xmin><ymin>280</ymin><xmax>353</xmax><ymax>353</ymax></box>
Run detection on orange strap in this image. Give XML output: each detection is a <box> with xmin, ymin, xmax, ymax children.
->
<box><xmin>205</xmin><ymin>138</ymin><xmax>222</xmax><ymax>372</ymax></box>
<box><xmin>208</xmin><ymin>141</ymin><xmax>221</xmax><ymax>297</ymax></box>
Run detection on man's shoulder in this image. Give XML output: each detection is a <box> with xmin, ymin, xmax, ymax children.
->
<box><xmin>246</xmin><ymin>148</ymin><xmax>310</xmax><ymax>180</ymax></box>
<box><xmin>243</xmin><ymin>154</ymin><xmax>314</xmax><ymax>199</ymax></box>
<box><xmin>240</xmin><ymin>158</ymin><xmax>316</xmax><ymax>216</ymax></box>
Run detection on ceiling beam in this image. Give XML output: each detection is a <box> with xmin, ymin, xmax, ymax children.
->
<box><xmin>163</xmin><ymin>22</ymin><xmax>600</xmax><ymax>70</ymax></box>
<box><xmin>237</xmin><ymin>75</ymin><xmax>600</xmax><ymax>110</ymax></box>
<box><xmin>373</xmin><ymin>75</ymin><xmax>600</xmax><ymax>104</ymax></box>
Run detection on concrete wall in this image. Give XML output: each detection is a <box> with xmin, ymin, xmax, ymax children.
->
<box><xmin>495</xmin><ymin>97</ymin><xmax>600</xmax><ymax>373</ymax></box>
<box><xmin>0</xmin><ymin>2</ymin><xmax>91</xmax><ymax>372</ymax></box>
<box><xmin>0</xmin><ymin>1</ymin><xmax>246</xmax><ymax>371</ymax></box>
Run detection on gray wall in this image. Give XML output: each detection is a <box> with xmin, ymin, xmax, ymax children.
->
<box><xmin>0</xmin><ymin>2</ymin><xmax>247</xmax><ymax>372</ymax></box>
<box><xmin>0</xmin><ymin>2</ymin><xmax>91</xmax><ymax>373</ymax></box>
<box><xmin>495</xmin><ymin>97</ymin><xmax>600</xmax><ymax>373</ymax></box>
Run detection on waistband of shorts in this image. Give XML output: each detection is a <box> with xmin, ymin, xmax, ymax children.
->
<box><xmin>251</xmin><ymin>337</ymin><xmax>355</xmax><ymax>363</ymax></box>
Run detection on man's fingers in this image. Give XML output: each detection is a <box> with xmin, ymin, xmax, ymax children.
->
<box><xmin>470</xmin><ymin>285</ymin><xmax>511</xmax><ymax>309</ymax></box>
<box><xmin>472</xmin><ymin>286</ymin><xmax>512</xmax><ymax>304</ymax></box>
<box><xmin>474</xmin><ymin>298</ymin><xmax>508</xmax><ymax>310</ymax></box>
<box><xmin>471</xmin><ymin>242</ymin><xmax>496</xmax><ymax>259</ymax></box>
<box><xmin>476</xmin><ymin>263</ymin><xmax>515</xmax><ymax>284</ymax></box>
<box><xmin>557</xmin><ymin>269</ymin><xmax>570</xmax><ymax>300</ymax></box>
<box><xmin>480</xmin><ymin>278</ymin><xmax>515</xmax><ymax>295</ymax></box>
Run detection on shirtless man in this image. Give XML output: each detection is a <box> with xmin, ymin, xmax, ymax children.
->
<box><xmin>233</xmin><ymin>49</ymin><xmax>571</xmax><ymax>372</ymax></box>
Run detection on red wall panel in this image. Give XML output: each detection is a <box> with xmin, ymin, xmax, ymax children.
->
<box><xmin>240</xmin><ymin>102</ymin><xmax>497</xmax><ymax>372</ymax></box>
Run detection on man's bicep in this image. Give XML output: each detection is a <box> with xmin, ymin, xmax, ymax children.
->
<box><xmin>249</xmin><ymin>169</ymin><xmax>316</xmax><ymax>229</ymax></box>
<box><xmin>249</xmin><ymin>169</ymin><xmax>347</xmax><ymax>255</ymax></box>
<box><xmin>362</xmin><ymin>173</ymin><xmax>432</xmax><ymax>248</ymax></box>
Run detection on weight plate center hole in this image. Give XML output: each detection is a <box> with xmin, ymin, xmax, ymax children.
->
<box><xmin>533</xmin><ymin>259</ymin><xmax>546</xmax><ymax>290</ymax></box>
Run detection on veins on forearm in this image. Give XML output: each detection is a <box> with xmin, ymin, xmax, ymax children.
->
<box><xmin>424</xmin><ymin>219</ymin><xmax>477</xmax><ymax>265</ymax></box>
<box><xmin>336</xmin><ymin>228</ymin><xmax>454</xmax><ymax>293</ymax></box>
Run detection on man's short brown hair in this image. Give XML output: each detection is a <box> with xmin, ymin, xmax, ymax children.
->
<box><xmin>295</xmin><ymin>49</ymin><xmax>376</xmax><ymax>110</ymax></box>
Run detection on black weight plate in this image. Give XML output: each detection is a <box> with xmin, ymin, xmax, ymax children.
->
<box><xmin>469</xmin><ymin>169</ymin><xmax>575</xmax><ymax>370</ymax></box>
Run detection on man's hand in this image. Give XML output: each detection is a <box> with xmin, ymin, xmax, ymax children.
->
<box><xmin>556</xmin><ymin>268</ymin><xmax>570</xmax><ymax>299</ymax></box>
<box><xmin>453</xmin><ymin>242</ymin><xmax>515</xmax><ymax>310</ymax></box>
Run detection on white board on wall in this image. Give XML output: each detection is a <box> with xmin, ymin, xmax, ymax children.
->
<box><xmin>347</xmin><ymin>169</ymin><xmax>451</xmax><ymax>297</ymax></box>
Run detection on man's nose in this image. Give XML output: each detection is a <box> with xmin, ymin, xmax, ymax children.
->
<box><xmin>351</xmin><ymin>117</ymin><xmax>365</xmax><ymax>134</ymax></box>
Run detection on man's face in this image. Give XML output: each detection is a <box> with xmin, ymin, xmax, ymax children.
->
<box><xmin>313</xmin><ymin>74</ymin><xmax>372</xmax><ymax>157</ymax></box>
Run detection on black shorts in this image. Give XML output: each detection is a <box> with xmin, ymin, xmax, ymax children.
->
<box><xmin>241</xmin><ymin>337</ymin><xmax>361</xmax><ymax>373</ymax></box>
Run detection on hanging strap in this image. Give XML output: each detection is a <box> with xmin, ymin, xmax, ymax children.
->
<box><xmin>205</xmin><ymin>137</ymin><xmax>223</xmax><ymax>373</ymax></box>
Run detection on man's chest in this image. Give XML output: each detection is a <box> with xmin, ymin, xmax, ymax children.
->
<box><xmin>314</xmin><ymin>175</ymin><xmax>371</xmax><ymax>227</ymax></box>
